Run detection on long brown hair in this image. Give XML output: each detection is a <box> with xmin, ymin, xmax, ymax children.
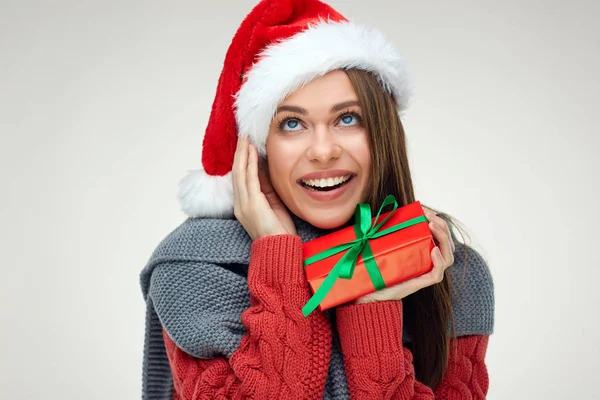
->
<box><xmin>344</xmin><ymin>68</ymin><xmax>471</xmax><ymax>389</ymax></box>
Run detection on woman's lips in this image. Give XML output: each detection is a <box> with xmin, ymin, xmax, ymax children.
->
<box><xmin>297</xmin><ymin>174</ymin><xmax>356</xmax><ymax>201</ymax></box>
<box><xmin>298</xmin><ymin>169</ymin><xmax>355</xmax><ymax>181</ymax></box>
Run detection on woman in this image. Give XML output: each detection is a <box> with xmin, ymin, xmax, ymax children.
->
<box><xmin>140</xmin><ymin>1</ymin><xmax>494</xmax><ymax>399</ymax></box>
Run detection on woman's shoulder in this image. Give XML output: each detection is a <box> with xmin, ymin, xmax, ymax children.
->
<box><xmin>147</xmin><ymin>217</ymin><xmax>252</xmax><ymax>265</ymax></box>
<box><xmin>140</xmin><ymin>217</ymin><xmax>252</xmax><ymax>299</ymax></box>
<box><xmin>141</xmin><ymin>217</ymin><xmax>252</xmax><ymax>359</ymax></box>
<box><xmin>448</xmin><ymin>243</ymin><xmax>495</xmax><ymax>336</ymax></box>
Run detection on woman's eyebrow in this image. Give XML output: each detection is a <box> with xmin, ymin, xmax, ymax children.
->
<box><xmin>276</xmin><ymin>105</ymin><xmax>307</xmax><ymax>115</ymax></box>
<box><xmin>330</xmin><ymin>100</ymin><xmax>359</xmax><ymax>113</ymax></box>
<box><xmin>276</xmin><ymin>100</ymin><xmax>360</xmax><ymax>115</ymax></box>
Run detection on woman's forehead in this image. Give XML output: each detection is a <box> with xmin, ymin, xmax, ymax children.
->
<box><xmin>278</xmin><ymin>71</ymin><xmax>359</xmax><ymax>110</ymax></box>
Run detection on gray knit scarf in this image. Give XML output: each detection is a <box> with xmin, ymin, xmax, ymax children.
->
<box><xmin>140</xmin><ymin>215</ymin><xmax>494</xmax><ymax>399</ymax></box>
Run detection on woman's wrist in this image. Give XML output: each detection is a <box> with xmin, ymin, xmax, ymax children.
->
<box><xmin>253</xmin><ymin>232</ymin><xmax>299</xmax><ymax>241</ymax></box>
<box><xmin>249</xmin><ymin>234</ymin><xmax>306</xmax><ymax>287</ymax></box>
<box><xmin>336</xmin><ymin>300</ymin><xmax>404</xmax><ymax>357</ymax></box>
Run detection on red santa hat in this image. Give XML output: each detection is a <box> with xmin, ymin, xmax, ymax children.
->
<box><xmin>177</xmin><ymin>0</ymin><xmax>413</xmax><ymax>218</ymax></box>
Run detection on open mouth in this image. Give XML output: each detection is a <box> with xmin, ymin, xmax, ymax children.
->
<box><xmin>298</xmin><ymin>174</ymin><xmax>356</xmax><ymax>192</ymax></box>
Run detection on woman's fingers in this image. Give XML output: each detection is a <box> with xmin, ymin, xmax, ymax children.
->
<box><xmin>432</xmin><ymin>224</ymin><xmax>453</xmax><ymax>265</ymax></box>
<box><xmin>233</xmin><ymin>137</ymin><xmax>249</xmax><ymax>206</ymax></box>
<box><xmin>439</xmin><ymin>219</ymin><xmax>455</xmax><ymax>253</ymax></box>
<box><xmin>231</xmin><ymin>136</ymin><xmax>295</xmax><ymax>239</ymax></box>
<box><xmin>357</xmin><ymin>265</ymin><xmax>441</xmax><ymax>304</ymax></box>
<box><xmin>257</xmin><ymin>158</ymin><xmax>274</xmax><ymax>194</ymax></box>
<box><xmin>424</xmin><ymin>209</ymin><xmax>455</xmax><ymax>266</ymax></box>
<box><xmin>431</xmin><ymin>246</ymin><xmax>447</xmax><ymax>278</ymax></box>
<box><xmin>356</xmin><ymin>225</ymin><xmax>453</xmax><ymax>303</ymax></box>
<box><xmin>357</xmin><ymin>209</ymin><xmax>456</xmax><ymax>304</ymax></box>
<box><xmin>246</xmin><ymin>143</ymin><xmax>261</xmax><ymax>197</ymax></box>
<box><xmin>232</xmin><ymin>139</ymin><xmax>240</xmax><ymax>210</ymax></box>
<box><xmin>436</xmin><ymin>217</ymin><xmax>455</xmax><ymax>253</ymax></box>
<box><xmin>424</xmin><ymin>208</ymin><xmax>451</xmax><ymax>236</ymax></box>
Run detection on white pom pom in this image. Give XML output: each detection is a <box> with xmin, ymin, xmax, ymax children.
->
<box><xmin>177</xmin><ymin>169</ymin><xmax>234</xmax><ymax>218</ymax></box>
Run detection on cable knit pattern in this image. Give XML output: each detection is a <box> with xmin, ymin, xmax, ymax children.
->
<box><xmin>140</xmin><ymin>215</ymin><xmax>494</xmax><ymax>399</ymax></box>
<box><xmin>336</xmin><ymin>301</ymin><xmax>490</xmax><ymax>399</ymax></box>
<box><xmin>161</xmin><ymin>235</ymin><xmax>331</xmax><ymax>399</ymax></box>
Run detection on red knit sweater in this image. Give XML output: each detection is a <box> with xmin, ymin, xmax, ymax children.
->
<box><xmin>162</xmin><ymin>235</ymin><xmax>490</xmax><ymax>399</ymax></box>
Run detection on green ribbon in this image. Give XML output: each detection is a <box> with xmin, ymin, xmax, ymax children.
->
<box><xmin>302</xmin><ymin>195</ymin><xmax>429</xmax><ymax>317</ymax></box>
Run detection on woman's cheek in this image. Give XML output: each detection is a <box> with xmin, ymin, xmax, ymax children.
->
<box><xmin>347</xmin><ymin>134</ymin><xmax>371</xmax><ymax>169</ymax></box>
<box><xmin>266</xmin><ymin>150</ymin><xmax>296</xmax><ymax>197</ymax></box>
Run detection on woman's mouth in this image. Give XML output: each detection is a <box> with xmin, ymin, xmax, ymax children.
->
<box><xmin>297</xmin><ymin>174</ymin><xmax>356</xmax><ymax>192</ymax></box>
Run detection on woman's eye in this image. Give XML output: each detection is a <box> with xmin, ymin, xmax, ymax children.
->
<box><xmin>281</xmin><ymin>118</ymin><xmax>302</xmax><ymax>131</ymax></box>
<box><xmin>339</xmin><ymin>113</ymin><xmax>359</xmax><ymax>127</ymax></box>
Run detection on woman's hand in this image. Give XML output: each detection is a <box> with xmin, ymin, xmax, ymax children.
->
<box><xmin>232</xmin><ymin>137</ymin><xmax>297</xmax><ymax>240</ymax></box>
<box><xmin>355</xmin><ymin>207</ymin><xmax>455</xmax><ymax>304</ymax></box>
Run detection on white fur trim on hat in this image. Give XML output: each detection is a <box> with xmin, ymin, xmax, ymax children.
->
<box><xmin>177</xmin><ymin>169</ymin><xmax>234</xmax><ymax>218</ymax></box>
<box><xmin>234</xmin><ymin>20</ymin><xmax>413</xmax><ymax>156</ymax></box>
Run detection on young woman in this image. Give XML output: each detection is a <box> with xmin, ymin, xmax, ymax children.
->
<box><xmin>140</xmin><ymin>1</ymin><xmax>494</xmax><ymax>399</ymax></box>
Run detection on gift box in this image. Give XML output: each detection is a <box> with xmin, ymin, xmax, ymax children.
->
<box><xmin>302</xmin><ymin>195</ymin><xmax>435</xmax><ymax>317</ymax></box>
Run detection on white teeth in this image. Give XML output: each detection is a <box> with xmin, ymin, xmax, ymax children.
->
<box><xmin>301</xmin><ymin>174</ymin><xmax>352</xmax><ymax>188</ymax></box>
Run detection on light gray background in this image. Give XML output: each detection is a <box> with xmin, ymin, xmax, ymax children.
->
<box><xmin>1</xmin><ymin>0</ymin><xmax>598</xmax><ymax>399</ymax></box>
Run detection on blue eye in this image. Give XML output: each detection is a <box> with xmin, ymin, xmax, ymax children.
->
<box><xmin>339</xmin><ymin>113</ymin><xmax>359</xmax><ymax>127</ymax></box>
<box><xmin>280</xmin><ymin>118</ymin><xmax>302</xmax><ymax>131</ymax></box>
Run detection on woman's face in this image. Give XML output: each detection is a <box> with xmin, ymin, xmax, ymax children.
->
<box><xmin>265</xmin><ymin>70</ymin><xmax>371</xmax><ymax>229</ymax></box>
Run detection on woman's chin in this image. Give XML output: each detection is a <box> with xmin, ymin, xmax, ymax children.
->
<box><xmin>297</xmin><ymin>208</ymin><xmax>355</xmax><ymax>230</ymax></box>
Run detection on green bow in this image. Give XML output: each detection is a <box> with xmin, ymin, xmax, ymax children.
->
<box><xmin>302</xmin><ymin>195</ymin><xmax>429</xmax><ymax>317</ymax></box>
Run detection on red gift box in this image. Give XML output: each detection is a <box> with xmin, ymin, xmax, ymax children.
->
<box><xmin>302</xmin><ymin>198</ymin><xmax>435</xmax><ymax>316</ymax></box>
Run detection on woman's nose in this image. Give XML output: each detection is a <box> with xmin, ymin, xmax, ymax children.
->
<box><xmin>305</xmin><ymin>125</ymin><xmax>342</xmax><ymax>164</ymax></box>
